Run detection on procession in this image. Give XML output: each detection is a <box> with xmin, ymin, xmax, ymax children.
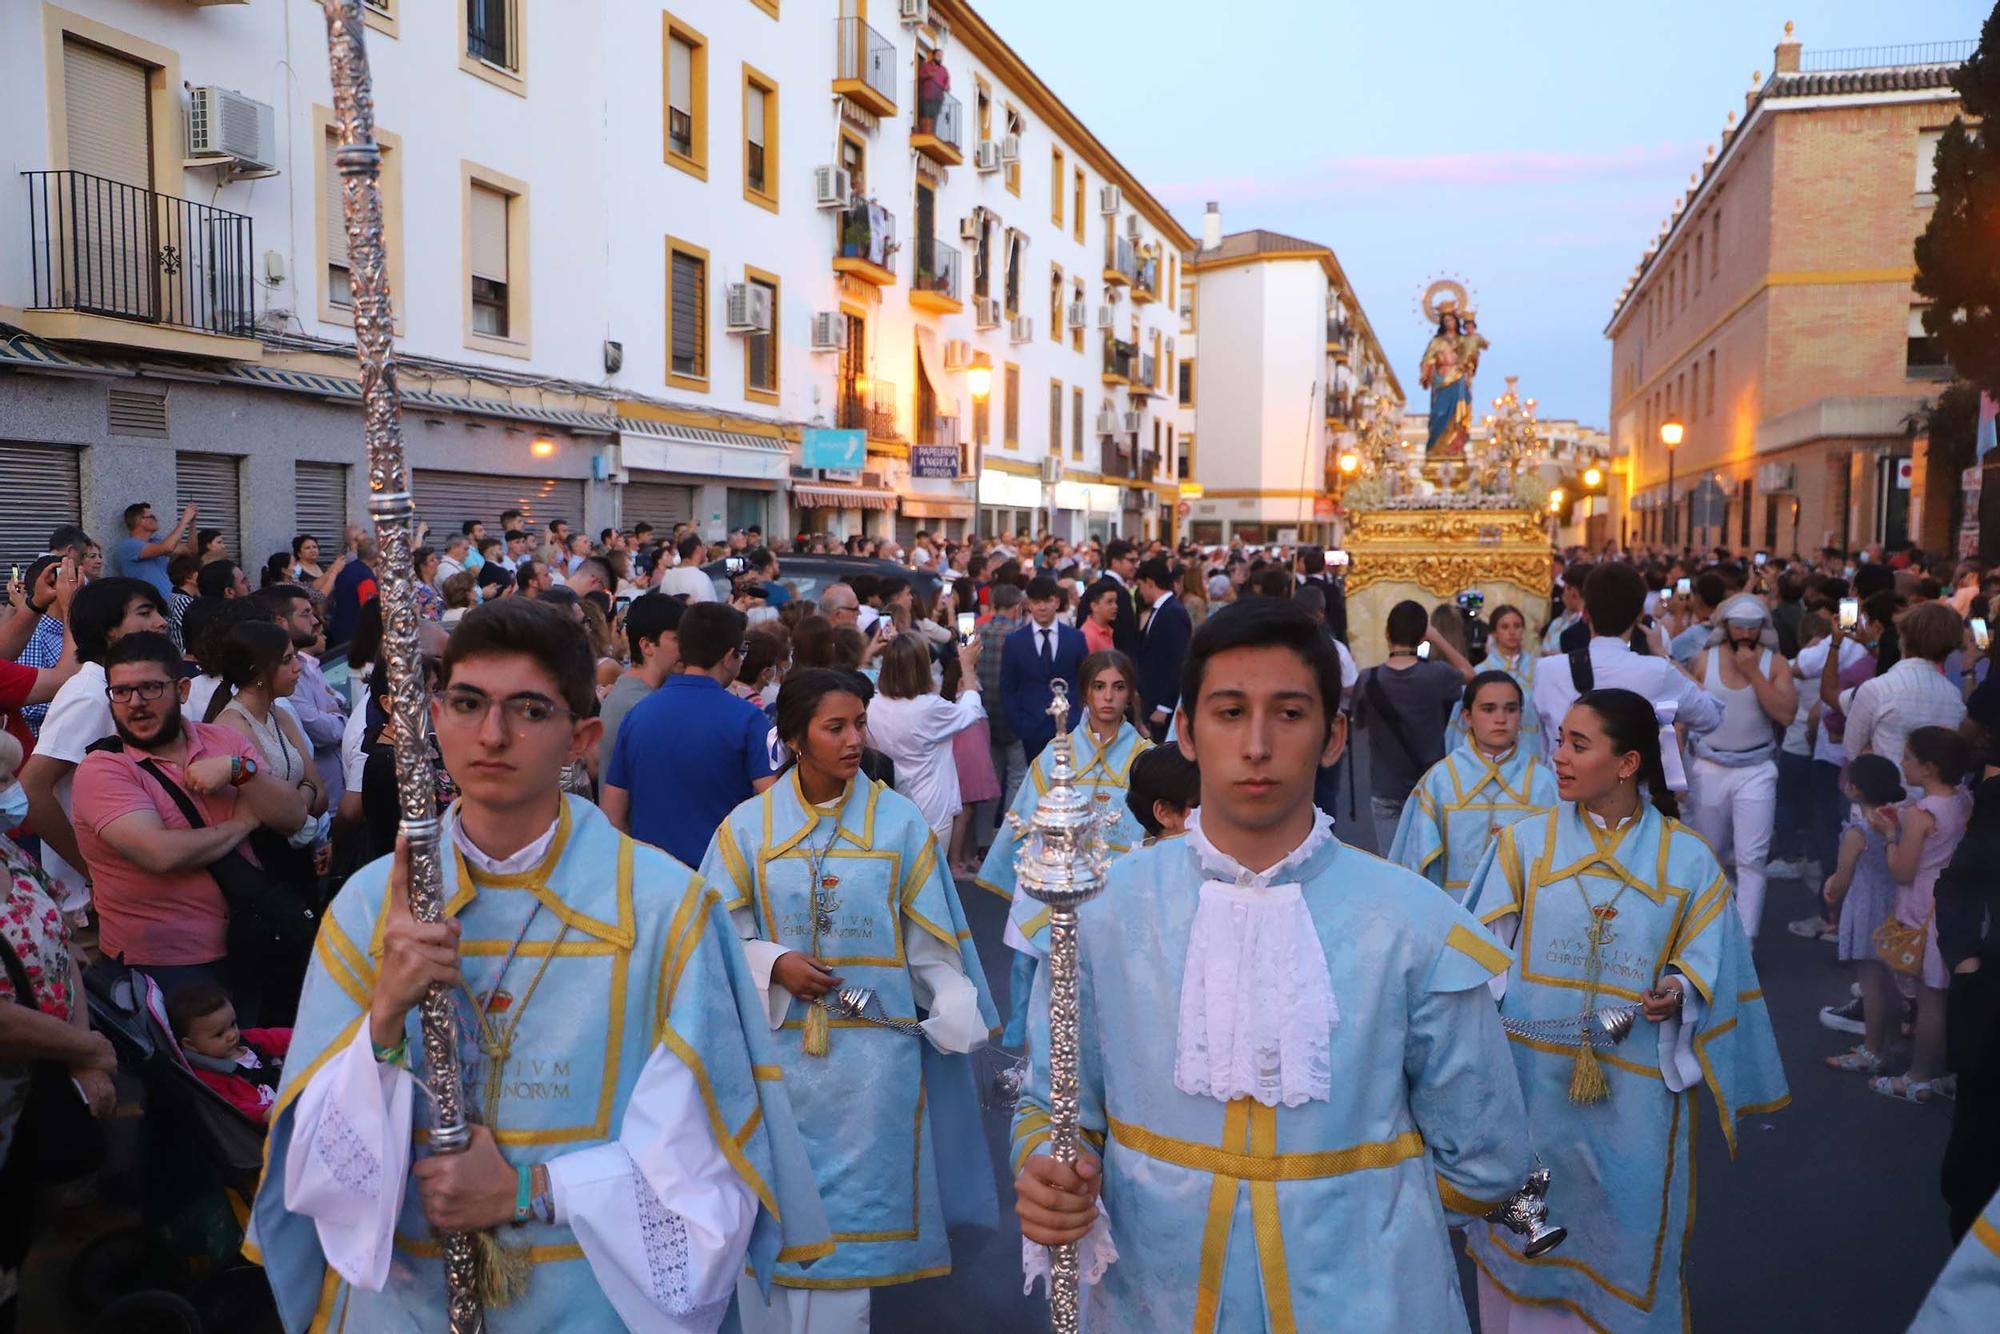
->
<box><xmin>3</xmin><ymin>1</ymin><xmax>2000</xmax><ymax>1332</ymax></box>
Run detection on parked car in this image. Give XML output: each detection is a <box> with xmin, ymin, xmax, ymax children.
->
<box><xmin>701</xmin><ymin>554</ymin><xmax>943</xmax><ymax>608</ymax></box>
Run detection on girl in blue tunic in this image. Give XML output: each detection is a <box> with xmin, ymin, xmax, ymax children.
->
<box><xmin>1445</xmin><ymin>605</ymin><xmax>1545</xmax><ymax>756</ymax></box>
<box><xmin>703</xmin><ymin>669</ymin><xmax>1000</xmax><ymax>1334</ymax></box>
<box><xmin>1463</xmin><ymin>688</ymin><xmax>1787</xmax><ymax>1334</ymax></box>
<box><xmin>1392</xmin><ymin>669</ymin><xmax>1559</xmax><ymax>900</ymax></box>
<box><xmin>975</xmin><ymin>650</ymin><xmax>1151</xmax><ymax>1046</ymax></box>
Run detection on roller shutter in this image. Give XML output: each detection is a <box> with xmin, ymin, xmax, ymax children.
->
<box><xmin>410</xmin><ymin>469</ymin><xmax>584</xmax><ymax>538</ymax></box>
<box><xmin>620</xmin><ymin>476</ymin><xmax>695</xmax><ymax>533</ymax></box>
<box><xmin>176</xmin><ymin>452</ymin><xmax>243</xmax><ymax>562</ymax></box>
<box><xmin>293</xmin><ymin>461</ymin><xmax>349</xmax><ymax>551</ymax></box>
<box><xmin>0</xmin><ymin>442</ymin><xmax>83</xmax><ymax>597</ymax></box>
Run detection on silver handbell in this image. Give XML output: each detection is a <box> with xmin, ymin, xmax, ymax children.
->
<box><xmin>1486</xmin><ymin>1161</ymin><xmax>1568</xmax><ymax>1258</ymax></box>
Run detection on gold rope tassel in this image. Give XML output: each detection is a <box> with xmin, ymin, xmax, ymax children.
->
<box><xmin>802</xmin><ymin>1001</ymin><xmax>830</xmax><ymax>1057</ymax></box>
<box><xmin>475</xmin><ymin>1229</ymin><xmax>533</xmax><ymax>1307</ymax></box>
<box><xmin>1569</xmin><ymin>1036</ymin><xmax>1609</xmax><ymax>1105</ymax></box>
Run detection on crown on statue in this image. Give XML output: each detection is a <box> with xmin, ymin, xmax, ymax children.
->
<box><xmin>1435</xmin><ymin>298</ymin><xmax>1459</xmax><ymax>314</ymax></box>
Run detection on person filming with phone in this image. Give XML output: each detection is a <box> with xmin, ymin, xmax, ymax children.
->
<box><xmin>1352</xmin><ymin>599</ymin><xmax>1476</xmax><ymax>853</ymax></box>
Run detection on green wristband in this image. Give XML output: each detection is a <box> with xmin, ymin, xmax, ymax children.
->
<box><xmin>513</xmin><ymin>1163</ymin><xmax>534</xmax><ymax>1227</ymax></box>
<box><xmin>371</xmin><ymin>1036</ymin><xmax>407</xmax><ymax>1066</ymax></box>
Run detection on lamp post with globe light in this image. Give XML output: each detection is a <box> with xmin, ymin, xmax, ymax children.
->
<box><xmin>1660</xmin><ymin>418</ymin><xmax>1684</xmax><ymax>548</ymax></box>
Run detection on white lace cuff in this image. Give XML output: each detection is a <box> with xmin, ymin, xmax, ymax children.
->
<box><xmin>1020</xmin><ymin>1196</ymin><xmax>1118</xmax><ymax>1295</ymax></box>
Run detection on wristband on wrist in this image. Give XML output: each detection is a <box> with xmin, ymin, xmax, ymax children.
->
<box><xmin>371</xmin><ymin>1035</ymin><xmax>408</xmax><ymax>1065</ymax></box>
<box><xmin>513</xmin><ymin>1164</ymin><xmax>534</xmax><ymax>1227</ymax></box>
<box><xmin>531</xmin><ymin>1162</ymin><xmax>555</xmax><ymax>1225</ymax></box>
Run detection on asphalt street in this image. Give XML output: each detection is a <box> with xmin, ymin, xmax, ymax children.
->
<box><xmin>882</xmin><ymin>728</ymin><xmax>1961</xmax><ymax>1333</ymax></box>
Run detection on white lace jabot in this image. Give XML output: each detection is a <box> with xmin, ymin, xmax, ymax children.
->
<box><xmin>1173</xmin><ymin>809</ymin><xmax>1338</xmax><ymax>1108</ymax></box>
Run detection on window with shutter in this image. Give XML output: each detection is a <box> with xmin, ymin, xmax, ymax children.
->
<box><xmin>62</xmin><ymin>38</ymin><xmax>154</xmax><ymax>320</ymax></box>
<box><xmin>663</xmin><ymin>14</ymin><xmax>707</xmax><ymax>177</ymax></box>
<box><xmin>1049</xmin><ymin>381</ymin><xmax>1063</xmax><ymax>458</ymax></box>
<box><xmin>747</xmin><ymin>275</ymin><xmax>777</xmax><ymax>396</ymax></box>
<box><xmin>469</xmin><ymin>183</ymin><xmax>509</xmax><ymax>336</ymax></box>
<box><xmin>669</xmin><ymin>245</ymin><xmax>707</xmax><ymax>382</ymax></box>
<box><xmin>668</xmin><ymin>38</ymin><xmax>695</xmax><ymax>156</ymax></box>
<box><xmin>323</xmin><ymin>133</ymin><xmax>351</xmax><ymax>307</ymax></box>
<box><xmin>745</xmin><ymin>82</ymin><xmax>768</xmax><ymax>196</ymax></box>
<box><xmin>1072</xmin><ymin>387</ymin><xmax>1084</xmax><ymax>461</ymax></box>
<box><xmin>1004</xmin><ymin>364</ymin><xmax>1020</xmax><ymax>447</ymax></box>
<box><xmin>1050</xmin><ymin>264</ymin><xmax>1063</xmax><ymax>343</ymax></box>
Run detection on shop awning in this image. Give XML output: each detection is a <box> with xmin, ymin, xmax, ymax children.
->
<box><xmin>901</xmin><ymin>497</ymin><xmax>973</xmax><ymax>520</ymax></box>
<box><xmin>793</xmin><ymin>485</ymin><xmax>898</xmax><ymax>510</ymax></box>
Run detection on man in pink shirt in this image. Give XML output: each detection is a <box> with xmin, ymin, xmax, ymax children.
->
<box><xmin>71</xmin><ymin>632</ymin><xmax>309</xmax><ymax>1002</ymax></box>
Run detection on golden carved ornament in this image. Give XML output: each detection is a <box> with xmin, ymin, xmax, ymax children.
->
<box><xmin>1345</xmin><ymin>552</ymin><xmax>1554</xmax><ymax>600</ymax></box>
<box><xmin>1346</xmin><ymin>508</ymin><xmax>1549</xmax><ymax>549</ymax></box>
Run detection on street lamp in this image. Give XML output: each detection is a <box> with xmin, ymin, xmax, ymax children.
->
<box><xmin>1659</xmin><ymin>418</ymin><xmax>1684</xmax><ymax>548</ymax></box>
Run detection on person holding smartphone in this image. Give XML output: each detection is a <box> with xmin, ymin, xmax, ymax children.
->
<box><xmin>1352</xmin><ymin>600</ymin><xmax>1476</xmax><ymax>853</ymax></box>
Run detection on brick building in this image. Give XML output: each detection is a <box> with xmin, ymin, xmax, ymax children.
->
<box><xmin>1606</xmin><ymin>25</ymin><xmax>1971</xmax><ymax>557</ymax></box>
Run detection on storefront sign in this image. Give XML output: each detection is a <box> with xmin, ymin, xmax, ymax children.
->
<box><xmin>911</xmin><ymin>445</ymin><xmax>960</xmax><ymax>479</ymax></box>
<box><xmin>801</xmin><ymin>428</ymin><xmax>865</xmax><ymax>470</ymax></box>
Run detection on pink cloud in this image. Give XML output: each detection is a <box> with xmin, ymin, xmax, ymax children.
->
<box><xmin>1153</xmin><ymin>142</ymin><xmax>1701</xmax><ymax>208</ymax></box>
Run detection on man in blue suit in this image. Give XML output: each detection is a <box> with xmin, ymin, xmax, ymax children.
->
<box><xmin>1134</xmin><ymin>557</ymin><xmax>1193</xmax><ymax>742</ymax></box>
<box><xmin>1001</xmin><ymin>574</ymin><xmax>1086</xmax><ymax>762</ymax></box>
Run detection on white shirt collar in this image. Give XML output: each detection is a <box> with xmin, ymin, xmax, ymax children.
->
<box><xmin>1183</xmin><ymin>806</ymin><xmax>1335</xmax><ymax>890</ymax></box>
<box><xmin>446</xmin><ymin>803</ymin><xmax>562</xmax><ymax>877</ymax></box>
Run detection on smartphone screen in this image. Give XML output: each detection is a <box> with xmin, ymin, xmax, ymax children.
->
<box><xmin>1838</xmin><ymin>597</ymin><xmax>1859</xmax><ymax>630</ymax></box>
<box><xmin>1416</xmin><ymin>641</ymin><xmax>1431</xmax><ymax>660</ymax></box>
<box><xmin>1675</xmin><ymin>577</ymin><xmax>1692</xmax><ymax>597</ymax></box>
<box><xmin>955</xmin><ymin>611</ymin><xmax>976</xmax><ymax>645</ymax></box>
<box><xmin>613</xmin><ymin>595</ymin><xmax>632</xmax><ymax>613</ymax></box>
<box><xmin>1754</xmin><ymin>552</ymin><xmax>1767</xmax><ymax>567</ymax></box>
<box><xmin>1975</xmin><ymin>617</ymin><xmax>1991</xmax><ymax>652</ymax></box>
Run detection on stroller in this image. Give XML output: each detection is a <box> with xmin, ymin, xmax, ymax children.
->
<box><xmin>57</xmin><ymin>960</ymin><xmax>281</xmax><ymax>1334</ymax></box>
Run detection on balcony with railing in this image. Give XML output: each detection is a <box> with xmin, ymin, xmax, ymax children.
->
<box><xmin>910</xmin><ymin>236</ymin><xmax>963</xmax><ymax>315</ymax></box>
<box><xmin>912</xmin><ymin>89</ymin><xmax>964</xmax><ymax>167</ymax></box>
<box><xmin>1101</xmin><ymin>338</ymin><xmax>1135</xmax><ymax>386</ymax></box>
<box><xmin>1102</xmin><ymin>235</ymin><xmax>1137</xmax><ymax>287</ymax></box>
<box><xmin>1140</xmin><ymin>449</ymin><xmax>1161</xmax><ymax>480</ymax></box>
<box><xmin>1130</xmin><ymin>252</ymin><xmax>1160</xmax><ymax>304</ymax></box>
<box><xmin>834</xmin><ymin>17</ymin><xmax>897</xmax><ymax>117</ymax></box>
<box><xmin>1325</xmin><ymin>387</ymin><xmax>1352</xmax><ymax>427</ymax></box>
<box><xmin>1128</xmin><ymin>352</ymin><xmax>1159</xmax><ymax>397</ymax></box>
<box><xmin>1326</xmin><ymin>316</ymin><xmax>1352</xmax><ymax>358</ymax></box>
<box><xmin>834</xmin><ymin>199</ymin><xmax>897</xmax><ymax>286</ymax></box>
<box><xmin>1099</xmin><ymin>435</ymin><xmax>1135</xmax><ymax>477</ymax></box>
<box><xmin>22</xmin><ymin>170</ymin><xmax>256</xmax><ymax>346</ymax></box>
<box><xmin>839</xmin><ymin>376</ymin><xmax>903</xmax><ymax>443</ymax></box>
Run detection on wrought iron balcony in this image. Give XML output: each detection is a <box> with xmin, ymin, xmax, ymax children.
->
<box><xmin>1326</xmin><ymin>317</ymin><xmax>1352</xmax><ymax>356</ymax></box>
<box><xmin>834</xmin><ymin>17</ymin><xmax>897</xmax><ymax>117</ymax></box>
<box><xmin>910</xmin><ymin>236</ymin><xmax>963</xmax><ymax>314</ymax></box>
<box><xmin>1102</xmin><ymin>338</ymin><xmax>1135</xmax><ymax>386</ymax></box>
<box><xmin>23</xmin><ymin>170</ymin><xmax>254</xmax><ymax>339</ymax></box>
<box><xmin>1103</xmin><ymin>235</ymin><xmax>1137</xmax><ymax>286</ymax></box>
<box><xmin>1130</xmin><ymin>253</ymin><xmax>1160</xmax><ymax>304</ymax></box>
<box><xmin>839</xmin><ymin>376</ymin><xmax>902</xmax><ymax>442</ymax></box>
<box><xmin>1325</xmin><ymin>387</ymin><xmax>1352</xmax><ymax>424</ymax></box>
<box><xmin>834</xmin><ymin>200</ymin><xmax>897</xmax><ymax>286</ymax></box>
<box><xmin>913</xmin><ymin>89</ymin><xmax>963</xmax><ymax>167</ymax></box>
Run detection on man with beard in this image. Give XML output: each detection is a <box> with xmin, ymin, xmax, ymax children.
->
<box><xmin>256</xmin><ymin>583</ymin><xmax>349</xmax><ymax>804</ymax></box>
<box><xmin>69</xmin><ymin>632</ymin><xmax>308</xmax><ymax>999</ymax></box>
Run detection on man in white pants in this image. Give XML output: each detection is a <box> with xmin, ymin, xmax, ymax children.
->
<box><xmin>1685</xmin><ymin>595</ymin><xmax>1797</xmax><ymax>942</ymax></box>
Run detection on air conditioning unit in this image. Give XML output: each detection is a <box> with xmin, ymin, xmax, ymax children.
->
<box><xmin>1166</xmin><ymin>337</ymin><xmax>1175</xmax><ymax>359</ymax></box>
<box><xmin>975</xmin><ymin>297</ymin><xmax>1002</xmax><ymax>329</ymax></box>
<box><xmin>944</xmin><ymin>338</ymin><xmax>972</xmax><ymax>371</ymax></box>
<box><xmin>814</xmin><ymin>165</ymin><xmax>852</xmax><ymax>209</ymax></box>
<box><xmin>725</xmin><ymin>282</ymin><xmax>772</xmax><ymax>333</ymax></box>
<box><xmin>1125</xmin><ymin>214</ymin><xmax>1142</xmax><ymax>240</ymax></box>
<box><xmin>187</xmin><ymin>86</ymin><xmax>276</xmax><ymax>173</ymax></box>
<box><xmin>1040</xmin><ymin>455</ymin><xmax>1062</xmax><ymax>484</ymax></box>
<box><xmin>999</xmin><ymin>134</ymin><xmax>1021</xmax><ymax>164</ymax></box>
<box><xmin>974</xmin><ymin>141</ymin><xmax>1002</xmax><ymax>173</ymax></box>
<box><xmin>1095</xmin><ymin>408</ymin><xmax>1122</xmax><ymax>435</ymax></box>
<box><xmin>1095</xmin><ymin>306</ymin><xmax>1116</xmax><ymax>330</ymax></box>
<box><xmin>1067</xmin><ymin>301</ymin><xmax>1088</xmax><ymax>329</ymax></box>
<box><xmin>1099</xmin><ymin>184</ymin><xmax>1122</xmax><ymax>214</ymax></box>
<box><xmin>1009</xmin><ymin>316</ymin><xmax>1033</xmax><ymax>344</ymax></box>
<box><xmin>898</xmin><ymin>0</ymin><xmax>930</xmax><ymax>24</ymax></box>
<box><xmin>1121</xmin><ymin>410</ymin><xmax>1142</xmax><ymax>435</ymax></box>
<box><xmin>1139</xmin><ymin>354</ymin><xmax>1156</xmax><ymax>384</ymax></box>
<box><xmin>959</xmin><ymin>215</ymin><xmax>981</xmax><ymax>242</ymax></box>
<box><xmin>810</xmin><ymin>312</ymin><xmax>847</xmax><ymax>352</ymax></box>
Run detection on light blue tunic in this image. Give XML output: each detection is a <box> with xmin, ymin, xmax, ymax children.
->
<box><xmin>1012</xmin><ymin>834</ymin><xmax>1534</xmax><ymax>1333</ymax></box>
<box><xmin>1462</xmin><ymin>803</ymin><xmax>1789</xmax><ymax>1334</ymax></box>
<box><xmin>1909</xmin><ymin>1189</ymin><xmax>2000</xmax><ymax>1332</ymax></box>
<box><xmin>702</xmin><ymin>772</ymin><xmax>1000</xmax><ymax>1290</ymax></box>
<box><xmin>248</xmin><ymin>796</ymin><xmax>831</xmax><ymax>1332</ymax></box>
<box><xmin>1389</xmin><ymin>739</ymin><xmax>1557</xmax><ymax>900</ymax></box>
<box><xmin>1445</xmin><ymin>650</ymin><xmax>1546</xmax><ymax>757</ymax></box>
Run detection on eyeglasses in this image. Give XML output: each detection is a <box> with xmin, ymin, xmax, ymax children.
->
<box><xmin>106</xmin><ymin>680</ymin><xmax>174</xmax><ymax>704</ymax></box>
<box><xmin>438</xmin><ymin>685</ymin><xmax>574</xmax><ymax>730</ymax></box>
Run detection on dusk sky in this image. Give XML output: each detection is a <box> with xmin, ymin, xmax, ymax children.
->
<box><xmin>993</xmin><ymin>0</ymin><xmax>1990</xmax><ymax>425</ymax></box>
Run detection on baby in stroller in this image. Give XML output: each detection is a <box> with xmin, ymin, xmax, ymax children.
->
<box><xmin>166</xmin><ymin>982</ymin><xmax>290</xmax><ymax>1125</ymax></box>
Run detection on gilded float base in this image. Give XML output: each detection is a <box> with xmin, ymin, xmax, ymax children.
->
<box><xmin>1341</xmin><ymin>506</ymin><xmax>1552</xmax><ymax>666</ymax></box>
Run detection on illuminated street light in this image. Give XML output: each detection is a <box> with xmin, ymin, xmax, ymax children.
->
<box><xmin>1338</xmin><ymin>451</ymin><xmax>1360</xmax><ymax>474</ymax></box>
<box><xmin>967</xmin><ymin>362</ymin><xmax>993</xmax><ymax>401</ymax></box>
<box><xmin>1660</xmin><ymin>417</ymin><xmax>1684</xmax><ymax>545</ymax></box>
<box><xmin>1583</xmin><ymin>465</ymin><xmax>1604</xmax><ymax>489</ymax></box>
<box><xmin>530</xmin><ymin>437</ymin><xmax>556</xmax><ymax>459</ymax></box>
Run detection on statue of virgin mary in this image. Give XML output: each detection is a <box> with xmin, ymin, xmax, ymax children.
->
<box><xmin>1420</xmin><ymin>306</ymin><xmax>1473</xmax><ymax>460</ymax></box>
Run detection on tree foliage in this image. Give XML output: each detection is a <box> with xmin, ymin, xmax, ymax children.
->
<box><xmin>1913</xmin><ymin>3</ymin><xmax>2000</xmax><ymax>397</ymax></box>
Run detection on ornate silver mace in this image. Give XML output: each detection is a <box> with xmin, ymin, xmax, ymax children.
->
<box><xmin>318</xmin><ymin>4</ymin><xmax>482</xmax><ymax>1329</ymax></box>
<box><xmin>1010</xmin><ymin>682</ymin><xmax>1111</xmax><ymax>1334</ymax></box>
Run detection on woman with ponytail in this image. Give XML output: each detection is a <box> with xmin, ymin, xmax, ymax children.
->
<box><xmin>699</xmin><ymin>668</ymin><xmax>1001</xmax><ymax>1327</ymax></box>
<box><xmin>204</xmin><ymin>619</ymin><xmax>326</xmax><ymax>854</ymax></box>
<box><xmin>1461</xmin><ymin>687</ymin><xmax>1788</xmax><ymax>1334</ymax></box>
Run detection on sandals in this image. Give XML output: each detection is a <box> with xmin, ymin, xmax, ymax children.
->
<box><xmin>1825</xmin><ymin>1046</ymin><xmax>1882</xmax><ymax>1073</ymax></box>
<box><xmin>1868</xmin><ymin>1074</ymin><xmax>1936</xmax><ymax>1103</ymax></box>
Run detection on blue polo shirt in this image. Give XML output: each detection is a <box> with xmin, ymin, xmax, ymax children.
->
<box><xmin>607</xmin><ymin>673</ymin><xmax>779</xmax><ymax>867</ymax></box>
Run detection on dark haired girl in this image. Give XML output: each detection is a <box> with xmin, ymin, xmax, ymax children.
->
<box><xmin>1462</xmin><ymin>688</ymin><xmax>1787</xmax><ymax>1334</ymax></box>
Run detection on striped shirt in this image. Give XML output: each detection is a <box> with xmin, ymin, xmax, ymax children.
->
<box><xmin>1843</xmin><ymin>656</ymin><xmax>1965</xmax><ymax>769</ymax></box>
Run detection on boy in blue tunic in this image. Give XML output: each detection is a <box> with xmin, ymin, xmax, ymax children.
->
<box><xmin>1392</xmin><ymin>670</ymin><xmax>1558</xmax><ymax>901</ymax></box>
<box><xmin>1909</xmin><ymin>1186</ymin><xmax>2000</xmax><ymax>1332</ymax></box>
<box><xmin>248</xmin><ymin>599</ymin><xmax>829</xmax><ymax>1332</ymax></box>
<box><xmin>1011</xmin><ymin>600</ymin><xmax>1533</xmax><ymax>1332</ymax></box>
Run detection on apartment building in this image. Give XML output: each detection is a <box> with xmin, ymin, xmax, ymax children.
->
<box><xmin>0</xmin><ymin>0</ymin><xmax>1193</xmax><ymax>575</ymax></box>
<box><xmin>1175</xmin><ymin>202</ymin><xmax>1400</xmax><ymax>546</ymax></box>
<box><xmin>1607</xmin><ymin>25</ymin><xmax>1971</xmax><ymax>556</ymax></box>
